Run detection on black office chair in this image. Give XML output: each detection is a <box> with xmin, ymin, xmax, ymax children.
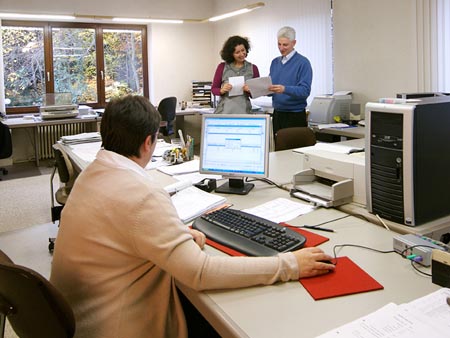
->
<box><xmin>158</xmin><ymin>96</ymin><xmax>177</xmax><ymax>137</ymax></box>
<box><xmin>0</xmin><ymin>121</ymin><xmax>12</xmax><ymax>180</ymax></box>
<box><xmin>0</xmin><ymin>250</ymin><xmax>75</xmax><ymax>338</ymax></box>
<box><xmin>49</xmin><ymin>144</ymin><xmax>77</xmax><ymax>252</ymax></box>
<box><xmin>274</xmin><ymin>127</ymin><xmax>316</xmax><ymax>151</ymax></box>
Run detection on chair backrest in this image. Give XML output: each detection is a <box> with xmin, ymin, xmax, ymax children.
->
<box><xmin>274</xmin><ymin>127</ymin><xmax>316</xmax><ymax>151</ymax></box>
<box><xmin>0</xmin><ymin>250</ymin><xmax>75</xmax><ymax>338</ymax></box>
<box><xmin>0</xmin><ymin>122</ymin><xmax>12</xmax><ymax>159</ymax></box>
<box><xmin>53</xmin><ymin>143</ymin><xmax>75</xmax><ymax>186</ymax></box>
<box><xmin>158</xmin><ymin>97</ymin><xmax>177</xmax><ymax>136</ymax></box>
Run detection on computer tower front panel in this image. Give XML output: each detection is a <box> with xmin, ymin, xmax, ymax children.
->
<box><xmin>368</xmin><ymin>110</ymin><xmax>406</xmax><ymax>224</ymax></box>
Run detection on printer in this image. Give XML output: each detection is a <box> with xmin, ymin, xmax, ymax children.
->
<box><xmin>291</xmin><ymin>138</ymin><xmax>366</xmax><ymax>208</ymax></box>
<box><xmin>39</xmin><ymin>93</ymin><xmax>79</xmax><ymax>120</ymax></box>
<box><xmin>308</xmin><ymin>91</ymin><xmax>352</xmax><ymax>125</ymax></box>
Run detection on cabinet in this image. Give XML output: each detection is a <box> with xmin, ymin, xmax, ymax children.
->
<box><xmin>192</xmin><ymin>81</ymin><xmax>212</xmax><ymax>107</ymax></box>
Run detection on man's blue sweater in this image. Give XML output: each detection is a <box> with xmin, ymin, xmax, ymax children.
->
<box><xmin>269</xmin><ymin>52</ymin><xmax>312</xmax><ymax>112</ymax></box>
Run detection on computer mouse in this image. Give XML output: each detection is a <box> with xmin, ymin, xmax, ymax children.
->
<box><xmin>320</xmin><ymin>260</ymin><xmax>335</xmax><ymax>265</ymax></box>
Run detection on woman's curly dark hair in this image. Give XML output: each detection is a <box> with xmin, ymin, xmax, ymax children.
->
<box><xmin>220</xmin><ymin>36</ymin><xmax>251</xmax><ymax>64</ymax></box>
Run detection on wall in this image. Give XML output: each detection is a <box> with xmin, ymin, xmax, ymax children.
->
<box><xmin>333</xmin><ymin>0</ymin><xmax>419</xmax><ymax>113</ymax></box>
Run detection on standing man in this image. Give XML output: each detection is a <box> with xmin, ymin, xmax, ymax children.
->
<box><xmin>269</xmin><ymin>26</ymin><xmax>312</xmax><ymax>136</ymax></box>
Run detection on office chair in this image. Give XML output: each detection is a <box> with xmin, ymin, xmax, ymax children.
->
<box><xmin>274</xmin><ymin>127</ymin><xmax>316</xmax><ymax>151</ymax></box>
<box><xmin>0</xmin><ymin>121</ymin><xmax>12</xmax><ymax>180</ymax></box>
<box><xmin>0</xmin><ymin>250</ymin><xmax>75</xmax><ymax>338</ymax></box>
<box><xmin>49</xmin><ymin>144</ymin><xmax>77</xmax><ymax>252</ymax></box>
<box><xmin>158</xmin><ymin>96</ymin><xmax>177</xmax><ymax>137</ymax></box>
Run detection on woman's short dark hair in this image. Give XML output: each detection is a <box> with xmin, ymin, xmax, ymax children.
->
<box><xmin>220</xmin><ymin>36</ymin><xmax>251</xmax><ymax>64</ymax></box>
<box><xmin>101</xmin><ymin>95</ymin><xmax>161</xmax><ymax>158</ymax></box>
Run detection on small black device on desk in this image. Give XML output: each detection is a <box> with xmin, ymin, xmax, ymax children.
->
<box><xmin>192</xmin><ymin>208</ymin><xmax>306</xmax><ymax>256</ymax></box>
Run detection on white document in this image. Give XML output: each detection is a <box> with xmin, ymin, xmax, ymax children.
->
<box><xmin>317</xmin><ymin>288</ymin><xmax>450</xmax><ymax>338</ymax></box>
<box><xmin>299</xmin><ymin>142</ymin><xmax>364</xmax><ymax>154</ymax></box>
<box><xmin>157</xmin><ymin>159</ymin><xmax>200</xmax><ymax>176</ymax></box>
<box><xmin>246</xmin><ymin>76</ymin><xmax>273</xmax><ymax>98</ymax></box>
<box><xmin>228</xmin><ymin>76</ymin><xmax>245</xmax><ymax>96</ymax></box>
<box><xmin>242</xmin><ymin>197</ymin><xmax>315</xmax><ymax>223</ymax></box>
<box><xmin>171</xmin><ymin>186</ymin><xmax>227</xmax><ymax>223</ymax></box>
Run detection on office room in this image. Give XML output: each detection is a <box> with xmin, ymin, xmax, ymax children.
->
<box><xmin>1</xmin><ymin>1</ymin><xmax>450</xmax><ymax>338</ymax></box>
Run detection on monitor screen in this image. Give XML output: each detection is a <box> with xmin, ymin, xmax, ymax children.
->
<box><xmin>199</xmin><ymin>114</ymin><xmax>270</xmax><ymax>195</ymax></box>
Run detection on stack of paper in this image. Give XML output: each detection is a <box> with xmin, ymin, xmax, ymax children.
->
<box><xmin>317</xmin><ymin>288</ymin><xmax>450</xmax><ymax>338</ymax></box>
<box><xmin>157</xmin><ymin>159</ymin><xmax>200</xmax><ymax>176</ymax></box>
<box><xmin>61</xmin><ymin>132</ymin><xmax>101</xmax><ymax>145</ymax></box>
<box><xmin>171</xmin><ymin>186</ymin><xmax>227</xmax><ymax>223</ymax></box>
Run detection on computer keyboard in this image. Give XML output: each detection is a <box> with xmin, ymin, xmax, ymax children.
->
<box><xmin>192</xmin><ymin>208</ymin><xmax>306</xmax><ymax>256</ymax></box>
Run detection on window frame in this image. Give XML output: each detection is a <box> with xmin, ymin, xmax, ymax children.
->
<box><xmin>2</xmin><ymin>20</ymin><xmax>148</xmax><ymax>115</ymax></box>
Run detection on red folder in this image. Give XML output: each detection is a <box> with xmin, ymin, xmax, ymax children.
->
<box><xmin>299</xmin><ymin>256</ymin><xmax>384</xmax><ymax>300</ymax></box>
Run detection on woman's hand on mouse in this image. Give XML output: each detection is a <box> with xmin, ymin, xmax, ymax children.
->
<box><xmin>292</xmin><ymin>247</ymin><xmax>335</xmax><ymax>278</ymax></box>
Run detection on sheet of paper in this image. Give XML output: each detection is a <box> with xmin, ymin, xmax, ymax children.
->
<box><xmin>246</xmin><ymin>76</ymin><xmax>273</xmax><ymax>98</ymax></box>
<box><xmin>228</xmin><ymin>76</ymin><xmax>245</xmax><ymax>96</ymax></box>
<box><xmin>242</xmin><ymin>197</ymin><xmax>315</xmax><ymax>223</ymax></box>
<box><xmin>157</xmin><ymin>159</ymin><xmax>200</xmax><ymax>176</ymax></box>
<box><xmin>172</xmin><ymin>172</ymin><xmax>222</xmax><ymax>184</ymax></box>
<box><xmin>317</xmin><ymin>288</ymin><xmax>450</xmax><ymax>338</ymax></box>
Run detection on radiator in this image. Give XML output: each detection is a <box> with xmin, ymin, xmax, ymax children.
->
<box><xmin>38</xmin><ymin>122</ymin><xmax>90</xmax><ymax>159</ymax></box>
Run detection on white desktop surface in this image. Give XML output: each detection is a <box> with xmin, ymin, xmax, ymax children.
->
<box><xmin>57</xmin><ymin>142</ymin><xmax>443</xmax><ymax>338</ymax></box>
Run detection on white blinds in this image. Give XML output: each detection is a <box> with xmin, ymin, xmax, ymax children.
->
<box><xmin>417</xmin><ymin>0</ymin><xmax>450</xmax><ymax>92</ymax></box>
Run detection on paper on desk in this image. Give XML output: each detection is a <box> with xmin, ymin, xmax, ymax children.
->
<box><xmin>242</xmin><ymin>198</ymin><xmax>315</xmax><ymax>223</ymax></box>
<box><xmin>173</xmin><ymin>172</ymin><xmax>222</xmax><ymax>184</ymax></box>
<box><xmin>304</xmin><ymin>142</ymin><xmax>364</xmax><ymax>154</ymax></box>
<box><xmin>228</xmin><ymin>76</ymin><xmax>245</xmax><ymax>96</ymax></box>
<box><xmin>152</xmin><ymin>139</ymin><xmax>174</xmax><ymax>157</ymax></box>
<box><xmin>157</xmin><ymin>159</ymin><xmax>200</xmax><ymax>176</ymax></box>
<box><xmin>246</xmin><ymin>76</ymin><xmax>273</xmax><ymax>98</ymax></box>
<box><xmin>70</xmin><ymin>141</ymin><xmax>102</xmax><ymax>163</ymax></box>
<box><xmin>317</xmin><ymin>288</ymin><xmax>450</xmax><ymax>338</ymax></box>
<box><xmin>317</xmin><ymin>123</ymin><xmax>350</xmax><ymax>130</ymax></box>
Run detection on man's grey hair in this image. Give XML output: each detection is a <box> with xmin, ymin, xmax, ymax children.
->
<box><xmin>277</xmin><ymin>26</ymin><xmax>296</xmax><ymax>41</ymax></box>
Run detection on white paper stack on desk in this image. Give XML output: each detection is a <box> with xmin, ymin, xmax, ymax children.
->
<box><xmin>61</xmin><ymin>132</ymin><xmax>101</xmax><ymax>145</ymax></box>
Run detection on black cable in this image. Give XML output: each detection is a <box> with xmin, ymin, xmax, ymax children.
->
<box><xmin>244</xmin><ymin>177</ymin><xmax>286</xmax><ymax>190</ymax></box>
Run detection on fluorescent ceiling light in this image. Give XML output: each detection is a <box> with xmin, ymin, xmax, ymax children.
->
<box><xmin>208</xmin><ymin>2</ymin><xmax>265</xmax><ymax>22</ymax></box>
<box><xmin>0</xmin><ymin>13</ymin><xmax>75</xmax><ymax>20</ymax></box>
<box><xmin>112</xmin><ymin>17</ymin><xmax>183</xmax><ymax>24</ymax></box>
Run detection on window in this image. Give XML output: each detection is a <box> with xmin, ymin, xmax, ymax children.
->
<box><xmin>1</xmin><ymin>21</ymin><xmax>148</xmax><ymax>115</ymax></box>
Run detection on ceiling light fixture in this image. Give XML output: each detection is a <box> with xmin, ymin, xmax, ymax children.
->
<box><xmin>208</xmin><ymin>2</ymin><xmax>265</xmax><ymax>22</ymax></box>
<box><xmin>0</xmin><ymin>12</ymin><xmax>76</xmax><ymax>20</ymax></box>
<box><xmin>112</xmin><ymin>17</ymin><xmax>183</xmax><ymax>24</ymax></box>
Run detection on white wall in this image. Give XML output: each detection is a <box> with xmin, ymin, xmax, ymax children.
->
<box><xmin>333</xmin><ymin>0</ymin><xmax>419</xmax><ymax>112</ymax></box>
<box><xmin>149</xmin><ymin>23</ymin><xmax>215</xmax><ymax>105</ymax></box>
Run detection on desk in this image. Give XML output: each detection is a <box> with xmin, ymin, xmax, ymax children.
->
<box><xmin>4</xmin><ymin>115</ymin><xmax>100</xmax><ymax>166</ymax></box>
<box><xmin>312</xmin><ymin>125</ymin><xmax>366</xmax><ymax>142</ymax></box>
<box><xmin>175</xmin><ymin>107</ymin><xmax>214</xmax><ymax>135</ymax></box>
<box><xmin>60</xmin><ymin>141</ymin><xmax>442</xmax><ymax>338</ymax></box>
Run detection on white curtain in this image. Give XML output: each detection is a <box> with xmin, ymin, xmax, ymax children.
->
<box><xmin>417</xmin><ymin>0</ymin><xmax>450</xmax><ymax>92</ymax></box>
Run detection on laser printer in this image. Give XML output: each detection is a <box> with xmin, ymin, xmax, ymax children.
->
<box><xmin>291</xmin><ymin>138</ymin><xmax>366</xmax><ymax>208</ymax></box>
<box><xmin>39</xmin><ymin>93</ymin><xmax>79</xmax><ymax>120</ymax></box>
<box><xmin>308</xmin><ymin>91</ymin><xmax>352</xmax><ymax>125</ymax></box>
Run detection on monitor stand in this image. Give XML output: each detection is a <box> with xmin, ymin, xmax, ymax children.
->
<box><xmin>215</xmin><ymin>178</ymin><xmax>254</xmax><ymax>195</ymax></box>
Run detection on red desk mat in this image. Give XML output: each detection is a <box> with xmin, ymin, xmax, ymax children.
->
<box><xmin>299</xmin><ymin>256</ymin><xmax>384</xmax><ymax>300</ymax></box>
<box><xmin>204</xmin><ymin>225</ymin><xmax>329</xmax><ymax>256</ymax></box>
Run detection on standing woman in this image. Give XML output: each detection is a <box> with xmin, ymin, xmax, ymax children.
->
<box><xmin>212</xmin><ymin>36</ymin><xmax>260</xmax><ymax>114</ymax></box>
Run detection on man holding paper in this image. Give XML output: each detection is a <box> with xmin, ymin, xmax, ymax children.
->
<box><xmin>212</xmin><ymin>35</ymin><xmax>260</xmax><ymax>114</ymax></box>
<box><xmin>269</xmin><ymin>26</ymin><xmax>313</xmax><ymax>135</ymax></box>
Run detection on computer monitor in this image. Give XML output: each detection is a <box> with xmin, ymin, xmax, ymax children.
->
<box><xmin>199</xmin><ymin>114</ymin><xmax>270</xmax><ymax>195</ymax></box>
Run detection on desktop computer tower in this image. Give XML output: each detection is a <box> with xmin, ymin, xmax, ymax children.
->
<box><xmin>365</xmin><ymin>97</ymin><xmax>450</xmax><ymax>226</ymax></box>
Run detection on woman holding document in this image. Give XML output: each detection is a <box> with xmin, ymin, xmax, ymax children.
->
<box><xmin>212</xmin><ymin>35</ymin><xmax>260</xmax><ymax>114</ymax></box>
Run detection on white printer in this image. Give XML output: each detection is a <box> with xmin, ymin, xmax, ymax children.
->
<box><xmin>39</xmin><ymin>93</ymin><xmax>79</xmax><ymax>120</ymax></box>
<box><xmin>308</xmin><ymin>91</ymin><xmax>352</xmax><ymax>125</ymax></box>
<box><xmin>291</xmin><ymin>138</ymin><xmax>366</xmax><ymax>208</ymax></box>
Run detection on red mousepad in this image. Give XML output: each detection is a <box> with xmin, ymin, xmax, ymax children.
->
<box><xmin>299</xmin><ymin>256</ymin><xmax>384</xmax><ymax>300</ymax></box>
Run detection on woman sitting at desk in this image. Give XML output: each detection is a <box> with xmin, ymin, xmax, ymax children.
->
<box><xmin>50</xmin><ymin>95</ymin><xmax>334</xmax><ymax>338</ymax></box>
<box><xmin>212</xmin><ymin>35</ymin><xmax>260</xmax><ymax>114</ymax></box>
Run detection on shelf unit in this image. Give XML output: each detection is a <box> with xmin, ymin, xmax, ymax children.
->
<box><xmin>192</xmin><ymin>81</ymin><xmax>212</xmax><ymax>107</ymax></box>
